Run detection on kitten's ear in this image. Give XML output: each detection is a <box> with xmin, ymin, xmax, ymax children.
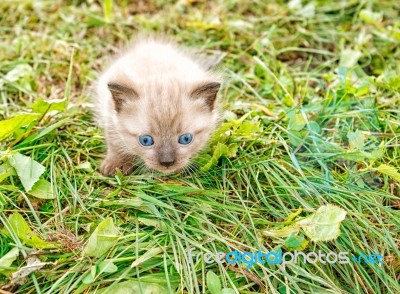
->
<box><xmin>107</xmin><ymin>82</ymin><xmax>139</xmax><ymax>112</ymax></box>
<box><xmin>190</xmin><ymin>82</ymin><xmax>220</xmax><ymax>110</ymax></box>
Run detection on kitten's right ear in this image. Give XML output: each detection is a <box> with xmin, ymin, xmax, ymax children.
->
<box><xmin>107</xmin><ymin>82</ymin><xmax>139</xmax><ymax>112</ymax></box>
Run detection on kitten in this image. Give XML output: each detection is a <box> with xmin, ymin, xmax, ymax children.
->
<box><xmin>94</xmin><ymin>37</ymin><xmax>222</xmax><ymax>176</ymax></box>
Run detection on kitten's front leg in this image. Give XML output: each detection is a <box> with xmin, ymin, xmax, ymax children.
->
<box><xmin>100</xmin><ymin>150</ymin><xmax>136</xmax><ymax>176</ymax></box>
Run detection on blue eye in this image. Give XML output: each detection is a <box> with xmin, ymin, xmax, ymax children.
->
<box><xmin>139</xmin><ymin>135</ymin><xmax>154</xmax><ymax>146</ymax></box>
<box><xmin>178</xmin><ymin>133</ymin><xmax>193</xmax><ymax>145</ymax></box>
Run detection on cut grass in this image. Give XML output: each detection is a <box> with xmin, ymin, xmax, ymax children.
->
<box><xmin>0</xmin><ymin>0</ymin><xmax>399</xmax><ymax>293</ymax></box>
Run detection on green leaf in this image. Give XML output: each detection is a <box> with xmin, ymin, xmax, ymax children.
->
<box><xmin>359</xmin><ymin>9</ymin><xmax>383</xmax><ymax>24</ymax></box>
<box><xmin>103</xmin><ymin>0</ymin><xmax>113</xmax><ymax>22</ymax></box>
<box><xmin>284</xmin><ymin>233</ymin><xmax>308</xmax><ymax>250</ymax></box>
<box><xmin>336</xmin><ymin>151</ymin><xmax>366</xmax><ymax>161</ymax></box>
<box><xmin>86</xmin><ymin>14</ymin><xmax>107</xmax><ymax>27</ymax></box>
<box><xmin>28</xmin><ymin>179</ymin><xmax>55</xmax><ymax>199</ymax></box>
<box><xmin>97</xmin><ymin>281</ymin><xmax>169</xmax><ymax>294</ymax></box>
<box><xmin>76</xmin><ymin>161</ymin><xmax>93</xmax><ymax>172</ymax></box>
<box><xmin>211</xmin><ymin>121</ymin><xmax>234</xmax><ymax>144</ymax></box>
<box><xmin>0</xmin><ymin>247</ymin><xmax>19</xmax><ymax>276</ymax></box>
<box><xmin>207</xmin><ymin>271</ymin><xmax>222</xmax><ymax>294</ymax></box>
<box><xmin>221</xmin><ymin>289</ymin><xmax>236</xmax><ymax>294</ymax></box>
<box><xmin>380</xmin><ymin>71</ymin><xmax>400</xmax><ymax>89</ymax></box>
<box><xmin>354</xmin><ymin>80</ymin><xmax>372</xmax><ymax>97</ymax></box>
<box><xmin>0</xmin><ymin>162</ymin><xmax>16</xmax><ymax>183</ymax></box>
<box><xmin>130</xmin><ymin>247</ymin><xmax>164</xmax><ymax>268</ymax></box>
<box><xmin>297</xmin><ymin>204</ymin><xmax>347</xmax><ymax>241</ymax></box>
<box><xmin>336</xmin><ymin>66</ymin><xmax>348</xmax><ymax>86</ymax></box>
<box><xmin>84</xmin><ymin>217</ymin><xmax>119</xmax><ymax>258</ymax></box>
<box><xmin>288</xmin><ymin>130</ymin><xmax>306</xmax><ymax>147</ymax></box>
<box><xmin>101</xmin><ymin>197</ymin><xmax>155</xmax><ymax>214</ymax></box>
<box><xmin>339</xmin><ymin>49</ymin><xmax>362</xmax><ymax>68</ymax></box>
<box><xmin>282</xmin><ymin>94</ymin><xmax>295</xmax><ymax>106</ymax></box>
<box><xmin>370</xmin><ymin>142</ymin><xmax>385</xmax><ymax>160</ymax></box>
<box><xmin>201</xmin><ymin>143</ymin><xmax>228</xmax><ymax>171</ymax></box>
<box><xmin>308</xmin><ymin>121</ymin><xmax>321</xmax><ymax>134</ymax></box>
<box><xmin>30</xmin><ymin>98</ymin><xmax>66</xmax><ymax>114</ymax></box>
<box><xmin>262</xmin><ymin>225</ymin><xmax>300</xmax><ymax>238</ymax></box>
<box><xmin>375</xmin><ymin>164</ymin><xmax>400</xmax><ymax>182</ymax></box>
<box><xmin>0</xmin><ymin>114</ymin><xmax>39</xmax><ymax>142</ymax></box>
<box><xmin>263</xmin><ymin>204</ymin><xmax>347</xmax><ymax>242</ymax></box>
<box><xmin>347</xmin><ymin>130</ymin><xmax>365</xmax><ymax>150</ymax></box>
<box><xmin>98</xmin><ymin>260</ymin><xmax>118</xmax><ymax>273</ymax></box>
<box><xmin>227</xmin><ymin>143</ymin><xmax>238</xmax><ymax>157</ymax></box>
<box><xmin>288</xmin><ymin>113</ymin><xmax>306</xmax><ymax>131</ymax></box>
<box><xmin>370</xmin><ymin>149</ymin><xmax>384</xmax><ymax>160</ymax></box>
<box><xmin>82</xmin><ymin>271</ymin><xmax>95</xmax><ymax>284</ymax></box>
<box><xmin>0</xmin><ymin>64</ymin><xmax>33</xmax><ymax>90</ymax></box>
<box><xmin>237</xmin><ymin>121</ymin><xmax>262</xmax><ymax>136</ymax></box>
<box><xmin>8</xmin><ymin>153</ymin><xmax>45</xmax><ymax>192</ymax></box>
<box><xmin>82</xmin><ymin>266</ymin><xmax>97</xmax><ymax>284</ymax></box>
<box><xmin>278</xmin><ymin>284</ymin><xmax>296</xmax><ymax>294</ymax></box>
<box><xmin>4</xmin><ymin>212</ymin><xmax>54</xmax><ymax>249</ymax></box>
<box><xmin>138</xmin><ymin>217</ymin><xmax>167</xmax><ymax>231</ymax></box>
<box><xmin>21</xmin><ymin>117</ymin><xmax>69</xmax><ymax>145</ymax></box>
<box><xmin>284</xmin><ymin>207</ymin><xmax>302</xmax><ymax>222</ymax></box>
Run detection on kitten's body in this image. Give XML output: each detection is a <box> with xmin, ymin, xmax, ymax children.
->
<box><xmin>94</xmin><ymin>37</ymin><xmax>222</xmax><ymax>176</ymax></box>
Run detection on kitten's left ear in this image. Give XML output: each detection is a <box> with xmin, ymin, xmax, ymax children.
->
<box><xmin>190</xmin><ymin>82</ymin><xmax>220</xmax><ymax>110</ymax></box>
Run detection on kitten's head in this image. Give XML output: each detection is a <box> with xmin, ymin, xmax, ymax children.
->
<box><xmin>108</xmin><ymin>77</ymin><xmax>220</xmax><ymax>173</ymax></box>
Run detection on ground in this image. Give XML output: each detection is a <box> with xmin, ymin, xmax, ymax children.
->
<box><xmin>0</xmin><ymin>0</ymin><xmax>399</xmax><ymax>293</ymax></box>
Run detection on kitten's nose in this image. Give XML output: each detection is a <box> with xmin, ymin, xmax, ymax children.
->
<box><xmin>160</xmin><ymin>159</ymin><xmax>175</xmax><ymax>167</ymax></box>
<box><xmin>159</xmin><ymin>147</ymin><xmax>175</xmax><ymax>168</ymax></box>
<box><xmin>159</xmin><ymin>153</ymin><xmax>175</xmax><ymax>167</ymax></box>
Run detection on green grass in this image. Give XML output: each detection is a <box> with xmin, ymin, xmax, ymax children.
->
<box><xmin>0</xmin><ymin>0</ymin><xmax>399</xmax><ymax>293</ymax></box>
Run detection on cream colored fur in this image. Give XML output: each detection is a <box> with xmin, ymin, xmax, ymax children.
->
<box><xmin>94</xmin><ymin>37</ymin><xmax>222</xmax><ymax>175</ymax></box>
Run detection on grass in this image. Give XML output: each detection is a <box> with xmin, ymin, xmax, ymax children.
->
<box><xmin>0</xmin><ymin>0</ymin><xmax>399</xmax><ymax>293</ymax></box>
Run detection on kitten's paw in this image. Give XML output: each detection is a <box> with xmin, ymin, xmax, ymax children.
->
<box><xmin>100</xmin><ymin>158</ymin><xmax>119</xmax><ymax>177</ymax></box>
<box><xmin>100</xmin><ymin>156</ymin><xmax>135</xmax><ymax>177</ymax></box>
<box><xmin>120</xmin><ymin>162</ymin><xmax>136</xmax><ymax>176</ymax></box>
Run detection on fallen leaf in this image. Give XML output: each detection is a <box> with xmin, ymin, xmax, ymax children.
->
<box><xmin>0</xmin><ymin>162</ymin><xmax>16</xmax><ymax>183</ymax></box>
<box><xmin>0</xmin><ymin>247</ymin><xmax>19</xmax><ymax>276</ymax></box>
<box><xmin>96</xmin><ymin>281</ymin><xmax>169</xmax><ymax>294</ymax></box>
<box><xmin>76</xmin><ymin>161</ymin><xmax>93</xmax><ymax>172</ymax></box>
<box><xmin>130</xmin><ymin>247</ymin><xmax>164</xmax><ymax>268</ymax></box>
<box><xmin>28</xmin><ymin>179</ymin><xmax>55</xmax><ymax>199</ymax></box>
<box><xmin>347</xmin><ymin>130</ymin><xmax>365</xmax><ymax>150</ymax></box>
<box><xmin>11</xmin><ymin>256</ymin><xmax>49</xmax><ymax>284</ymax></box>
<box><xmin>0</xmin><ymin>64</ymin><xmax>33</xmax><ymax>89</ymax></box>
<box><xmin>4</xmin><ymin>213</ymin><xmax>54</xmax><ymax>249</ymax></box>
<box><xmin>0</xmin><ymin>114</ymin><xmax>39</xmax><ymax>142</ymax></box>
<box><xmin>207</xmin><ymin>271</ymin><xmax>222</xmax><ymax>294</ymax></box>
<box><xmin>98</xmin><ymin>260</ymin><xmax>118</xmax><ymax>274</ymax></box>
<box><xmin>298</xmin><ymin>204</ymin><xmax>347</xmax><ymax>241</ymax></box>
<box><xmin>84</xmin><ymin>217</ymin><xmax>119</xmax><ymax>258</ymax></box>
<box><xmin>339</xmin><ymin>49</ymin><xmax>362</xmax><ymax>68</ymax></box>
<box><xmin>30</xmin><ymin>98</ymin><xmax>67</xmax><ymax>114</ymax></box>
<box><xmin>8</xmin><ymin>153</ymin><xmax>45</xmax><ymax>192</ymax></box>
<box><xmin>288</xmin><ymin>113</ymin><xmax>306</xmax><ymax>131</ymax></box>
<box><xmin>262</xmin><ymin>204</ymin><xmax>347</xmax><ymax>242</ymax></box>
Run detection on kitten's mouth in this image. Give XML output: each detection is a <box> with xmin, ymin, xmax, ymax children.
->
<box><xmin>155</xmin><ymin>166</ymin><xmax>180</xmax><ymax>174</ymax></box>
<box><xmin>147</xmin><ymin>163</ymin><xmax>184</xmax><ymax>174</ymax></box>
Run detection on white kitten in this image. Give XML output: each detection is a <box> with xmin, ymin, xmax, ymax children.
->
<box><xmin>93</xmin><ymin>37</ymin><xmax>222</xmax><ymax>176</ymax></box>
